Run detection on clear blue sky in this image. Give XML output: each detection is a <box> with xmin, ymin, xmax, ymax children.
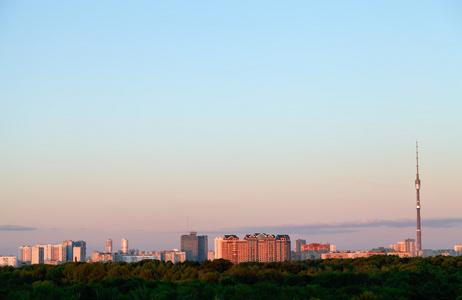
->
<box><xmin>1</xmin><ymin>1</ymin><xmax>462</xmax><ymax>255</ymax></box>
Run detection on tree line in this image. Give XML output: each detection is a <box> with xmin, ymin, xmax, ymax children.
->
<box><xmin>1</xmin><ymin>255</ymin><xmax>462</xmax><ymax>299</ymax></box>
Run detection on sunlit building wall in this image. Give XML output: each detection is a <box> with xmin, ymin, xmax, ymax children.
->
<box><xmin>62</xmin><ymin>240</ymin><xmax>74</xmax><ymax>262</ymax></box>
<box><xmin>321</xmin><ymin>251</ymin><xmax>386</xmax><ymax>259</ymax></box>
<box><xmin>300</xmin><ymin>243</ymin><xmax>330</xmax><ymax>252</ymax></box>
<box><xmin>215</xmin><ymin>233</ymin><xmax>291</xmax><ymax>263</ymax></box>
<box><xmin>31</xmin><ymin>246</ymin><xmax>44</xmax><ymax>264</ymax></box>
<box><xmin>106</xmin><ymin>239</ymin><xmax>113</xmax><ymax>253</ymax></box>
<box><xmin>18</xmin><ymin>246</ymin><xmax>32</xmax><ymax>262</ymax></box>
<box><xmin>295</xmin><ymin>239</ymin><xmax>306</xmax><ymax>252</ymax></box>
<box><xmin>53</xmin><ymin>244</ymin><xmax>67</xmax><ymax>262</ymax></box>
<box><xmin>159</xmin><ymin>250</ymin><xmax>185</xmax><ymax>263</ymax></box>
<box><xmin>74</xmin><ymin>241</ymin><xmax>87</xmax><ymax>261</ymax></box>
<box><xmin>122</xmin><ymin>238</ymin><xmax>129</xmax><ymax>253</ymax></box>
<box><xmin>214</xmin><ymin>237</ymin><xmax>223</xmax><ymax>259</ymax></box>
<box><xmin>43</xmin><ymin>244</ymin><xmax>54</xmax><ymax>261</ymax></box>
<box><xmin>92</xmin><ymin>251</ymin><xmax>115</xmax><ymax>262</ymax></box>
<box><xmin>0</xmin><ymin>256</ymin><xmax>17</xmax><ymax>267</ymax></box>
<box><xmin>73</xmin><ymin>247</ymin><xmax>84</xmax><ymax>262</ymax></box>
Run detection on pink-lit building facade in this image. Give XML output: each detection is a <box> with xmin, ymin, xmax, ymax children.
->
<box><xmin>300</xmin><ymin>243</ymin><xmax>330</xmax><ymax>252</ymax></box>
<box><xmin>215</xmin><ymin>233</ymin><xmax>291</xmax><ymax>264</ymax></box>
<box><xmin>390</xmin><ymin>238</ymin><xmax>416</xmax><ymax>257</ymax></box>
<box><xmin>0</xmin><ymin>256</ymin><xmax>17</xmax><ymax>267</ymax></box>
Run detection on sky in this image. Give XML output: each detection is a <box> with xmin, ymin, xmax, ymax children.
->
<box><xmin>1</xmin><ymin>1</ymin><xmax>462</xmax><ymax>256</ymax></box>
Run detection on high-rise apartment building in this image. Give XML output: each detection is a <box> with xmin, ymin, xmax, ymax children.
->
<box><xmin>404</xmin><ymin>239</ymin><xmax>416</xmax><ymax>257</ymax></box>
<box><xmin>215</xmin><ymin>236</ymin><xmax>223</xmax><ymax>260</ymax></box>
<box><xmin>295</xmin><ymin>239</ymin><xmax>306</xmax><ymax>252</ymax></box>
<box><xmin>181</xmin><ymin>232</ymin><xmax>208</xmax><ymax>262</ymax></box>
<box><xmin>42</xmin><ymin>244</ymin><xmax>55</xmax><ymax>261</ymax></box>
<box><xmin>18</xmin><ymin>246</ymin><xmax>32</xmax><ymax>262</ymax></box>
<box><xmin>31</xmin><ymin>246</ymin><xmax>44</xmax><ymax>264</ymax></box>
<box><xmin>73</xmin><ymin>241</ymin><xmax>87</xmax><ymax>262</ymax></box>
<box><xmin>18</xmin><ymin>241</ymin><xmax>84</xmax><ymax>264</ymax></box>
<box><xmin>19</xmin><ymin>244</ymin><xmax>67</xmax><ymax>263</ymax></box>
<box><xmin>122</xmin><ymin>238</ymin><xmax>129</xmax><ymax>253</ymax></box>
<box><xmin>52</xmin><ymin>244</ymin><xmax>66</xmax><ymax>262</ymax></box>
<box><xmin>215</xmin><ymin>233</ymin><xmax>291</xmax><ymax>264</ymax></box>
<box><xmin>62</xmin><ymin>240</ymin><xmax>74</xmax><ymax>262</ymax></box>
<box><xmin>106</xmin><ymin>239</ymin><xmax>113</xmax><ymax>252</ymax></box>
<box><xmin>73</xmin><ymin>247</ymin><xmax>84</xmax><ymax>262</ymax></box>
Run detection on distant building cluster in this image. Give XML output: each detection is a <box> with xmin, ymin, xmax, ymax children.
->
<box><xmin>292</xmin><ymin>239</ymin><xmax>335</xmax><ymax>260</ymax></box>
<box><xmin>14</xmin><ymin>240</ymin><xmax>86</xmax><ymax>267</ymax></box>
<box><xmin>2</xmin><ymin>233</ymin><xmax>462</xmax><ymax>268</ymax></box>
<box><xmin>215</xmin><ymin>233</ymin><xmax>291</xmax><ymax>264</ymax></box>
<box><xmin>390</xmin><ymin>238</ymin><xmax>417</xmax><ymax>257</ymax></box>
<box><xmin>6</xmin><ymin>143</ymin><xmax>454</xmax><ymax>267</ymax></box>
<box><xmin>91</xmin><ymin>238</ymin><xmax>187</xmax><ymax>264</ymax></box>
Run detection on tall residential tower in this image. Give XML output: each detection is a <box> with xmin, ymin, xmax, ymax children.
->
<box><xmin>121</xmin><ymin>238</ymin><xmax>129</xmax><ymax>253</ymax></box>
<box><xmin>106</xmin><ymin>239</ymin><xmax>112</xmax><ymax>253</ymax></box>
<box><xmin>415</xmin><ymin>141</ymin><xmax>422</xmax><ymax>253</ymax></box>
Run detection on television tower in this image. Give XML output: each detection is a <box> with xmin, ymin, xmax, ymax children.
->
<box><xmin>415</xmin><ymin>141</ymin><xmax>422</xmax><ymax>253</ymax></box>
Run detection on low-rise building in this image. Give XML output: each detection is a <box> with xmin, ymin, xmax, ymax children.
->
<box><xmin>92</xmin><ymin>251</ymin><xmax>115</xmax><ymax>262</ymax></box>
<box><xmin>120</xmin><ymin>254</ymin><xmax>157</xmax><ymax>263</ymax></box>
<box><xmin>0</xmin><ymin>256</ymin><xmax>17</xmax><ymax>267</ymax></box>
<box><xmin>387</xmin><ymin>252</ymin><xmax>411</xmax><ymax>258</ymax></box>
<box><xmin>301</xmin><ymin>243</ymin><xmax>330</xmax><ymax>252</ymax></box>
<box><xmin>322</xmin><ymin>251</ymin><xmax>386</xmax><ymax>259</ymax></box>
<box><xmin>159</xmin><ymin>250</ymin><xmax>185</xmax><ymax>263</ymax></box>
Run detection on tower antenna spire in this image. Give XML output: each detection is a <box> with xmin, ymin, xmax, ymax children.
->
<box><xmin>415</xmin><ymin>140</ymin><xmax>422</xmax><ymax>255</ymax></box>
<box><xmin>416</xmin><ymin>141</ymin><xmax>419</xmax><ymax>175</ymax></box>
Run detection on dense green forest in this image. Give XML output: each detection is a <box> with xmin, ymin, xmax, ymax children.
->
<box><xmin>1</xmin><ymin>256</ymin><xmax>462</xmax><ymax>299</ymax></box>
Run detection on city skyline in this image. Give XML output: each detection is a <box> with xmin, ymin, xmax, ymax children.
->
<box><xmin>5</xmin><ymin>233</ymin><xmax>462</xmax><ymax>268</ymax></box>
<box><xmin>1</xmin><ymin>1</ymin><xmax>462</xmax><ymax>255</ymax></box>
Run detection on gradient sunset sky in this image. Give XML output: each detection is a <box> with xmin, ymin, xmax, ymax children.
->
<box><xmin>1</xmin><ymin>1</ymin><xmax>462</xmax><ymax>255</ymax></box>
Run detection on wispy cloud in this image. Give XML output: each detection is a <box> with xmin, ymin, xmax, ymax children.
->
<box><xmin>209</xmin><ymin>218</ymin><xmax>462</xmax><ymax>235</ymax></box>
<box><xmin>0</xmin><ymin>225</ymin><xmax>37</xmax><ymax>231</ymax></box>
<box><xmin>423</xmin><ymin>218</ymin><xmax>462</xmax><ymax>228</ymax></box>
